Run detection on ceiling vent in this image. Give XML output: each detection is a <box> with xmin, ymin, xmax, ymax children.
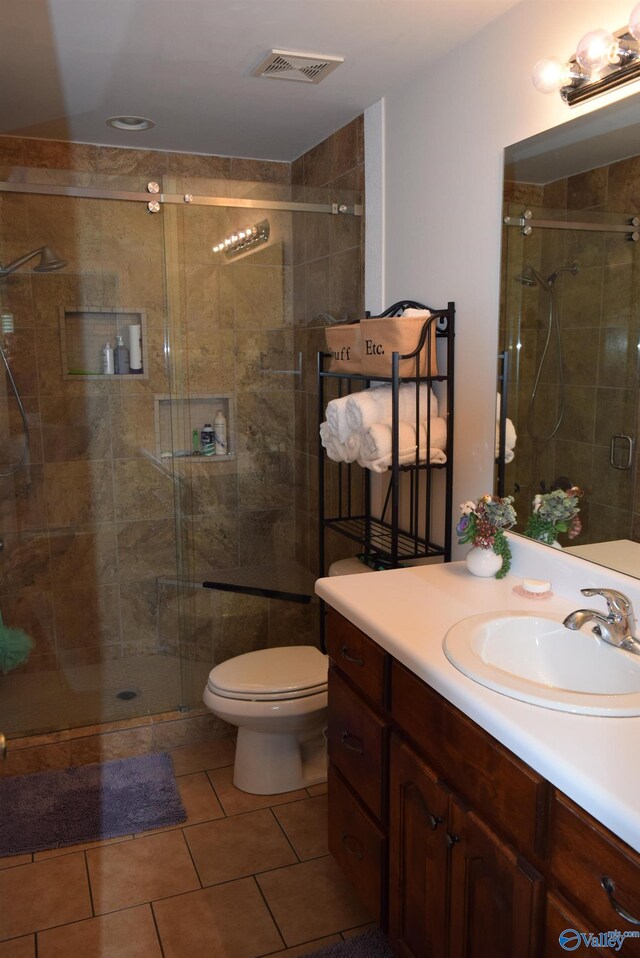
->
<box><xmin>251</xmin><ymin>49</ymin><xmax>344</xmax><ymax>84</ymax></box>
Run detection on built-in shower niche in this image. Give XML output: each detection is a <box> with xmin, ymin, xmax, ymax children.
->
<box><xmin>154</xmin><ymin>394</ymin><xmax>235</xmax><ymax>461</ymax></box>
<box><xmin>59</xmin><ymin>306</ymin><xmax>148</xmax><ymax>379</ymax></box>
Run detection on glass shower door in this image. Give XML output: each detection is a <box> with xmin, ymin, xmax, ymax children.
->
<box><xmin>162</xmin><ymin>176</ymin><xmax>364</xmax><ymax>710</ymax></box>
<box><xmin>0</xmin><ymin>172</ymin><xmax>186</xmax><ymax>738</ymax></box>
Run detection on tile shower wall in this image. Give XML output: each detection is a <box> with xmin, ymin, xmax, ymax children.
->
<box><xmin>502</xmin><ymin>157</ymin><xmax>640</xmax><ymax>545</ymax></box>
<box><xmin>290</xmin><ymin>117</ymin><xmax>366</xmax><ymax>576</ymax></box>
<box><xmin>0</xmin><ymin>122</ymin><xmax>365</xmax><ymax>711</ymax></box>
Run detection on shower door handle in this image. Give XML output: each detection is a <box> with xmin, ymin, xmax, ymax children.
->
<box><xmin>610</xmin><ymin>434</ymin><xmax>634</xmax><ymax>470</ymax></box>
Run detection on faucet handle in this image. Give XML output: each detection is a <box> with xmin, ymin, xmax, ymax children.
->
<box><xmin>580</xmin><ymin>588</ymin><xmax>633</xmax><ymax>618</ymax></box>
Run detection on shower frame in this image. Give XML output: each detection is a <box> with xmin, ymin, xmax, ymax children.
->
<box><xmin>0</xmin><ymin>171</ymin><xmax>363</xmax><ymax>738</ymax></box>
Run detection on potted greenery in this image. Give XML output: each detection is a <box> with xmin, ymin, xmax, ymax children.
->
<box><xmin>524</xmin><ymin>487</ymin><xmax>582</xmax><ymax>547</ymax></box>
<box><xmin>456</xmin><ymin>494</ymin><xmax>516</xmax><ymax>578</ymax></box>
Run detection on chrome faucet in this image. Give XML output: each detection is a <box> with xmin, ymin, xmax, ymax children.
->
<box><xmin>563</xmin><ymin>588</ymin><xmax>640</xmax><ymax>655</ymax></box>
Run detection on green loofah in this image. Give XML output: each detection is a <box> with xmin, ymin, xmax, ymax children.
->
<box><xmin>0</xmin><ymin>610</ymin><xmax>34</xmax><ymax>674</ymax></box>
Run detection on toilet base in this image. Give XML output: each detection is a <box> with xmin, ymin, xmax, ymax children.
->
<box><xmin>232</xmin><ymin>725</ymin><xmax>327</xmax><ymax>795</ymax></box>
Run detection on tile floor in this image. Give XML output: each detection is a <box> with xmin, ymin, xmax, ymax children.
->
<box><xmin>0</xmin><ymin>737</ymin><xmax>374</xmax><ymax>958</ymax></box>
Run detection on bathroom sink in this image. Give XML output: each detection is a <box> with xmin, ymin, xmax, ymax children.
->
<box><xmin>443</xmin><ymin>611</ymin><xmax>640</xmax><ymax>716</ymax></box>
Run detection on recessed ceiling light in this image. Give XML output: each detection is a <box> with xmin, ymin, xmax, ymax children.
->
<box><xmin>105</xmin><ymin>116</ymin><xmax>155</xmax><ymax>132</ymax></box>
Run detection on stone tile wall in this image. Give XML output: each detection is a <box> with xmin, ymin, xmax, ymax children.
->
<box><xmin>290</xmin><ymin>117</ymin><xmax>366</xmax><ymax>575</ymax></box>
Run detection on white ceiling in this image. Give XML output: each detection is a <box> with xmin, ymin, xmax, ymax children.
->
<box><xmin>0</xmin><ymin>0</ymin><xmax>519</xmax><ymax>161</ymax></box>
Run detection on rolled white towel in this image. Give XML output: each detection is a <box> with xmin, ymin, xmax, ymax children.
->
<box><xmin>319</xmin><ymin>421</ymin><xmax>361</xmax><ymax>463</ymax></box>
<box><xmin>345</xmin><ymin>384</ymin><xmax>438</xmax><ymax>434</ymax></box>
<box><xmin>495</xmin><ymin>416</ymin><xmax>517</xmax><ymax>459</ymax></box>
<box><xmin>358</xmin><ymin>419</ymin><xmax>447</xmax><ymax>473</ymax></box>
<box><xmin>325</xmin><ymin>395</ymin><xmax>351</xmax><ymax>444</ymax></box>
<box><xmin>360</xmin><ymin>417</ymin><xmax>447</xmax><ymax>462</ymax></box>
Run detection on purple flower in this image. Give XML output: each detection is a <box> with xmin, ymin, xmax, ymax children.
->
<box><xmin>456</xmin><ymin>515</ymin><xmax>470</xmax><ymax>536</ymax></box>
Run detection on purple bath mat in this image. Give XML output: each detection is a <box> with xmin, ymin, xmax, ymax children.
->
<box><xmin>301</xmin><ymin>929</ymin><xmax>393</xmax><ymax>958</ymax></box>
<box><xmin>0</xmin><ymin>752</ymin><xmax>186</xmax><ymax>856</ymax></box>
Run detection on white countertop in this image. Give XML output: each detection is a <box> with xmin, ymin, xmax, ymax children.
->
<box><xmin>566</xmin><ymin>539</ymin><xmax>640</xmax><ymax>579</ymax></box>
<box><xmin>316</xmin><ymin>539</ymin><xmax>640</xmax><ymax>853</ymax></box>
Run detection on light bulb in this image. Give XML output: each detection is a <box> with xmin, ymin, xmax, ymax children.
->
<box><xmin>630</xmin><ymin>2</ymin><xmax>640</xmax><ymax>40</ymax></box>
<box><xmin>576</xmin><ymin>29</ymin><xmax>619</xmax><ymax>72</ymax></box>
<box><xmin>532</xmin><ymin>56</ymin><xmax>572</xmax><ymax>93</ymax></box>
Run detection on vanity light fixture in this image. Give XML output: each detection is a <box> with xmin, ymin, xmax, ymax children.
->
<box><xmin>212</xmin><ymin>219</ymin><xmax>270</xmax><ymax>260</ymax></box>
<box><xmin>533</xmin><ymin>3</ymin><xmax>640</xmax><ymax>104</ymax></box>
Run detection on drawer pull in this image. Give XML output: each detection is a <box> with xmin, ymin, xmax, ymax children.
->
<box><xmin>341</xmin><ymin>731</ymin><xmax>364</xmax><ymax>755</ymax></box>
<box><xmin>342</xmin><ymin>833</ymin><xmax>364</xmax><ymax>860</ymax></box>
<box><xmin>601</xmin><ymin>876</ymin><xmax>640</xmax><ymax>925</ymax></box>
<box><xmin>428</xmin><ymin>814</ymin><xmax>443</xmax><ymax>831</ymax></box>
<box><xmin>445</xmin><ymin>832</ymin><xmax>460</xmax><ymax>850</ymax></box>
<box><xmin>340</xmin><ymin>645</ymin><xmax>364</xmax><ymax>666</ymax></box>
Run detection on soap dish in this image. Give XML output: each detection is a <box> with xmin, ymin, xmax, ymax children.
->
<box><xmin>512</xmin><ymin>585</ymin><xmax>553</xmax><ymax>600</ymax></box>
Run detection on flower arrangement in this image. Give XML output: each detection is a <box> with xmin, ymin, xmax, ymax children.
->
<box><xmin>524</xmin><ymin>487</ymin><xmax>582</xmax><ymax>545</ymax></box>
<box><xmin>456</xmin><ymin>494</ymin><xmax>516</xmax><ymax>578</ymax></box>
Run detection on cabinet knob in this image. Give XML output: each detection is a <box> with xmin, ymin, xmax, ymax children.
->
<box><xmin>601</xmin><ymin>876</ymin><xmax>640</xmax><ymax>925</ymax></box>
<box><xmin>341</xmin><ymin>731</ymin><xmax>364</xmax><ymax>755</ymax></box>
<box><xmin>428</xmin><ymin>814</ymin><xmax>443</xmax><ymax>831</ymax></box>
<box><xmin>340</xmin><ymin>645</ymin><xmax>364</xmax><ymax>666</ymax></box>
<box><xmin>445</xmin><ymin>832</ymin><xmax>460</xmax><ymax>850</ymax></box>
<box><xmin>342</xmin><ymin>833</ymin><xmax>364</xmax><ymax>860</ymax></box>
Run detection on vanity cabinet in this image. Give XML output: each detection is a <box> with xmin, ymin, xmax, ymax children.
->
<box><xmin>326</xmin><ymin>609</ymin><xmax>391</xmax><ymax>926</ymax></box>
<box><xmin>388</xmin><ymin>706</ymin><xmax>544</xmax><ymax>958</ymax></box>
<box><xmin>326</xmin><ymin>607</ymin><xmax>640</xmax><ymax>958</ymax></box>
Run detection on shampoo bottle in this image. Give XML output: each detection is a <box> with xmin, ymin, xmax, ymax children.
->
<box><xmin>102</xmin><ymin>341</ymin><xmax>114</xmax><ymax>375</ymax></box>
<box><xmin>128</xmin><ymin>324</ymin><xmax>143</xmax><ymax>374</ymax></box>
<box><xmin>114</xmin><ymin>335</ymin><xmax>130</xmax><ymax>375</ymax></box>
<box><xmin>214</xmin><ymin>410</ymin><xmax>227</xmax><ymax>454</ymax></box>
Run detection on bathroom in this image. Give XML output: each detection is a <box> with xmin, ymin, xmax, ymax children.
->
<box><xmin>1</xmin><ymin>1</ymin><xmax>640</xmax><ymax>956</ymax></box>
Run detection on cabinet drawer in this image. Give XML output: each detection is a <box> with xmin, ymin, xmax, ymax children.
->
<box><xmin>328</xmin><ymin>765</ymin><xmax>386</xmax><ymax>926</ymax></box>
<box><xmin>328</xmin><ymin>667</ymin><xmax>388</xmax><ymax>821</ymax></box>
<box><xmin>326</xmin><ymin>608</ymin><xmax>388</xmax><ymax>708</ymax></box>
<box><xmin>550</xmin><ymin>793</ymin><xmax>640</xmax><ymax>953</ymax></box>
<box><xmin>546</xmin><ymin>893</ymin><xmax>618</xmax><ymax>957</ymax></box>
<box><xmin>391</xmin><ymin>660</ymin><xmax>548</xmax><ymax>859</ymax></box>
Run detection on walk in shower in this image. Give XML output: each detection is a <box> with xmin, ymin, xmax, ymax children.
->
<box><xmin>499</xmin><ymin>192</ymin><xmax>640</xmax><ymax>546</ymax></box>
<box><xmin>0</xmin><ymin>136</ymin><xmax>363</xmax><ymax>740</ymax></box>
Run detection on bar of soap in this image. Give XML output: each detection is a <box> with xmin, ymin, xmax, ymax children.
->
<box><xmin>522</xmin><ymin>578</ymin><xmax>551</xmax><ymax>594</ymax></box>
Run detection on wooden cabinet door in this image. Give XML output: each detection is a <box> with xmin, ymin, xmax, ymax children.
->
<box><xmin>388</xmin><ymin>736</ymin><xmax>449</xmax><ymax>958</ymax></box>
<box><xmin>545</xmin><ymin>892</ymin><xmax>618</xmax><ymax>957</ymax></box>
<box><xmin>447</xmin><ymin>800</ymin><xmax>544</xmax><ymax>958</ymax></box>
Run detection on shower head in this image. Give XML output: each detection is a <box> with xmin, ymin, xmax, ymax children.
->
<box><xmin>547</xmin><ymin>262</ymin><xmax>579</xmax><ymax>287</ymax></box>
<box><xmin>0</xmin><ymin>246</ymin><xmax>67</xmax><ymax>278</ymax></box>
<box><xmin>515</xmin><ymin>265</ymin><xmax>549</xmax><ymax>291</ymax></box>
<box><xmin>515</xmin><ymin>262</ymin><xmax>579</xmax><ymax>291</ymax></box>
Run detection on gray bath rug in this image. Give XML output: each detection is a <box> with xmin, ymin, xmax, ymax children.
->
<box><xmin>302</xmin><ymin>929</ymin><xmax>393</xmax><ymax>958</ymax></box>
<box><xmin>0</xmin><ymin>751</ymin><xmax>186</xmax><ymax>857</ymax></box>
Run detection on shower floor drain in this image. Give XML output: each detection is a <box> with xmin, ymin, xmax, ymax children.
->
<box><xmin>116</xmin><ymin>689</ymin><xmax>138</xmax><ymax>701</ymax></box>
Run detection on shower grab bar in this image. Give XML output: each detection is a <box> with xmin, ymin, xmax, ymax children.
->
<box><xmin>610</xmin><ymin>433</ymin><xmax>634</xmax><ymax>470</ymax></box>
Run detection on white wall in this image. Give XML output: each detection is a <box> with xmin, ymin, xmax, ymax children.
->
<box><xmin>371</xmin><ymin>0</ymin><xmax>636</xmax><ymax>557</ymax></box>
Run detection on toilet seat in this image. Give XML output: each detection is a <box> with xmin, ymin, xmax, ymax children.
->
<box><xmin>207</xmin><ymin>646</ymin><xmax>328</xmax><ymax>702</ymax></box>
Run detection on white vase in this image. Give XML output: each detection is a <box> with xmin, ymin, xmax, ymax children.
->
<box><xmin>465</xmin><ymin>546</ymin><xmax>503</xmax><ymax>578</ymax></box>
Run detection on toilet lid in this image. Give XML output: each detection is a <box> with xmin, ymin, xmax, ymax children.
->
<box><xmin>207</xmin><ymin>646</ymin><xmax>328</xmax><ymax>700</ymax></box>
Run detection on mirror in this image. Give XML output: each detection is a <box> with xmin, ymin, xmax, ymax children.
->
<box><xmin>498</xmin><ymin>92</ymin><xmax>640</xmax><ymax>578</ymax></box>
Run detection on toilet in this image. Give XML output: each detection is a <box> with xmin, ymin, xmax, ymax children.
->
<box><xmin>203</xmin><ymin>645</ymin><xmax>328</xmax><ymax>795</ymax></box>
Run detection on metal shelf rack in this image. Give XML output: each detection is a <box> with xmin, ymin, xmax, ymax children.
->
<box><xmin>318</xmin><ymin>300</ymin><xmax>455</xmax><ymax>573</ymax></box>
